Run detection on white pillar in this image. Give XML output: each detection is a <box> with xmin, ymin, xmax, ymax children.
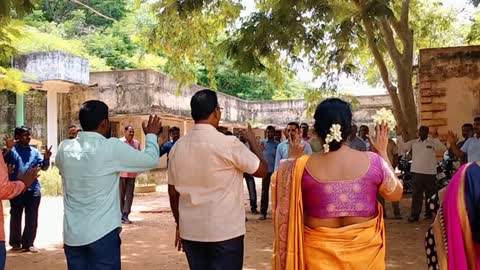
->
<box><xmin>46</xmin><ymin>89</ymin><xmax>58</xmax><ymax>158</ymax></box>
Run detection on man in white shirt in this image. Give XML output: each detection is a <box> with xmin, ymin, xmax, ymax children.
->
<box><xmin>403</xmin><ymin>126</ymin><xmax>446</xmax><ymax>222</ymax></box>
<box><xmin>448</xmin><ymin>117</ymin><xmax>480</xmax><ymax>163</ymax></box>
<box><xmin>168</xmin><ymin>89</ymin><xmax>268</xmax><ymax>270</ymax></box>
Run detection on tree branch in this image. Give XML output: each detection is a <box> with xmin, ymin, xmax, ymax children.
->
<box><xmin>380</xmin><ymin>18</ymin><xmax>403</xmax><ymax>68</ymax></box>
<box><xmin>71</xmin><ymin>0</ymin><xmax>117</xmax><ymax>22</ymax></box>
<box><xmin>400</xmin><ymin>0</ymin><xmax>409</xmax><ymax>31</ymax></box>
<box><xmin>362</xmin><ymin>17</ymin><xmax>406</xmax><ymax>128</ymax></box>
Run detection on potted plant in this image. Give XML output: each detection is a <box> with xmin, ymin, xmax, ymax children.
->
<box><xmin>134</xmin><ymin>173</ymin><xmax>156</xmax><ymax>193</ymax></box>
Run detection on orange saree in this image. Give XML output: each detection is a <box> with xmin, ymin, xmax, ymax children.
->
<box><xmin>271</xmin><ymin>155</ymin><xmax>386</xmax><ymax>270</ymax></box>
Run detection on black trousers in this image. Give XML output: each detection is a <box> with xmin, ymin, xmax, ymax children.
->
<box><xmin>260</xmin><ymin>172</ymin><xmax>273</xmax><ymax>216</ymax></box>
<box><xmin>410</xmin><ymin>173</ymin><xmax>436</xmax><ymax>218</ymax></box>
<box><xmin>243</xmin><ymin>173</ymin><xmax>257</xmax><ymax>211</ymax></box>
<box><xmin>119</xmin><ymin>177</ymin><xmax>136</xmax><ymax>216</ymax></box>
<box><xmin>9</xmin><ymin>190</ymin><xmax>41</xmax><ymax>249</ymax></box>
<box><xmin>182</xmin><ymin>235</ymin><xmax>244</xmax><ymax>270</ymax></box>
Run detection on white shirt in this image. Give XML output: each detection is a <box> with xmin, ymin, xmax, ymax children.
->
<box><xmin>168</xmin><ymin>124</ymin><xmax>260</xmax><ymax>242</ymax></box>
<box><xmin>405</xmin><ymin>137</ymin><xmax>447</xmax><ymax>175</ymax></box>
<box><xmin>396</xmin><ymin>135</ymin><xmax>407</xmax><ymax>156</ymax></box>
<box><xmin>460</xmin><ymin>136</ymin><xmax>480</xmax><ymax>163</ymax></box>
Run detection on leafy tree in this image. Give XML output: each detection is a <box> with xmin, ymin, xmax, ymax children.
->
<box><xmin>0</xmin><ymin>0</ymin><xmax>38</xmax><ymax>93</ymax></box>
<box><xmin>143</xmin><ymin>0</ymin><xmax>461</xmax><ymax>140</ymax></box>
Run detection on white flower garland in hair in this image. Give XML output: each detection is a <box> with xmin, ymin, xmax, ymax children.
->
<box><xmin>323</xmin><ymin>124</ymin><xmax>342</xmax><ymax>153</ymax></box>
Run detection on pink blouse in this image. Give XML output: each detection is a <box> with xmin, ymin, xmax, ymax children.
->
<box><xmin>302</xmin><ymin>152</ymin><xmax>396</xmax><ymax>218</ymax></box>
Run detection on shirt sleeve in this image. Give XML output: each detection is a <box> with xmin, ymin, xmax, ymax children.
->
<box><xmin>274</xmin><ymin>144</ymin><xmax>282</xmax><ymax>171</ymax></box>
<box><xmin>460</xmin><ymin>138</ymin><xmax>471</xmax><ymax>153</ymax></box>
<box><xmin>433</xmin><ymin>138</ymin><xmax>447</xmax><ymax>152</ymax></box>
<box><xmin>113</xmin><ymin>134</ymin><xmax>160</xmax><ymax>172</ymax></box>
<box><xmin>0</xmin><ymin>154</ymin><xmax>25</xmax><ymax>200</ymax></box>
<box><xmin>303</xmin><ymin>142</ymin><xmax>313</xmax><ymax>154</ymax></box>
<box><xmin>230</xmin><ymin>139</ymin><xmax>260</xmax><ymax>175</ymax></box>
<box><xmin>405</xmin><ymin>140</ymin><xmax>415</xmax><ymax>152</ymax></box>
<box><xmin>167</xmin><ymin>145</ymin><xmax>176</xmax><ymax>185</ymax></box>
<box><xmin>375</xmin><ymin>154</ymin><xmax>399</xmax><ymax>197</ymax></box>
<box><xmin>159</xmin><ymin>143</ymin><xmax>171</xmax><ymax>157</ymax></box>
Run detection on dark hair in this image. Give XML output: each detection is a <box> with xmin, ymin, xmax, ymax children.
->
<box><xmin>419</xmin><ymin>126</ymin><xmax>429</xmax><ymax>132</ymax></box>
<box><xmin>266</xmin><ymin>125</ymin><xmax>275</xmax><ymax>131</ymax></box>
<box><xmin>79</xmin><ymin>100</ymin><xmax>109</xmax><ymax>131</ymax></box>
<box><xmin>300</xmin><ymin>123</ymin><xmax>309</xmax><ymax>127</ymax></box>
<box><xmin>474</xmin><ymin>117</ymin><xmax>480</xmax><ymax>122</ymax></box>
<box><xmin>68</xmin><ymin>125</ymin><xmax>77</xmax><ymax>129</ymax></box>
<box><xmin>287</xmin><ymin>122</ymin><xmax>300</xmax><ymax>129</ymax></box>
<box><xmin>359</xmin><ymin>125</ymin><xmax>369</xmax><ymax>131</ymax></box>
<box><xmin>225</xmin><ymin>131</ymin><xmax>233</xmax><ymax>136</ymax></box>
<box><xmin>463</xmin><ymin>123</ymin><xmax>474</xmax><ymax>129</ymax></box>
<box><xmin>124</xmin><ymin>125</ymin><xmax>133</xmax><ymax>131</ymax></box>
<box><xmin>191</xmin><ymin>89</ymin><xmax>218</xmax><ymax>121</ymax></box>
<box><xmin>14</xmin><ymin>126</ymin><xmax>30</xmax><ymax>137</ymax></box>
<box><xmin>313</xmin><ymin>98</ymin><xmax>352</xmax><ymax>152</ymax></box>
<box><xmin>169</xmin><ymin>126</ymin><xmax>180</xmax><ymax>132</ymax></box>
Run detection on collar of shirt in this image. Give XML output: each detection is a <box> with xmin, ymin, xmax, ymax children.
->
<box><xmin>78</xmin><ymin>131</ymin><xmax>106</xmax><ymax>139</ymax></box>
<box><xmin>192</xmin><ymin>124</ymin><xmax>217</xmax><ymax>131</ymax></box>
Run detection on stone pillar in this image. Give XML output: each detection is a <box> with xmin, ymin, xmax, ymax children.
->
<box><xmin>16</xmin><ymin>94</ymin><xmax>24</xmax><ymax>126</ymax></box>
<box><xmin>47</xmin><ymin>90</ymin><xmax>58</xmax><ymax>157</ymax></box>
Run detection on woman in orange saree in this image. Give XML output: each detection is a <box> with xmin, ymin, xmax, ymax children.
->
<box><xmin>271</xmin><ymin>99</ymin><xmax>404</xmax><ymax>270</ymax></box>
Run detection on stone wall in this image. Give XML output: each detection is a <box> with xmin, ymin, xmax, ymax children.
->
<box><xmin>418</xmin><ymin>46</ymin><xmax>480</xmax><ymax>141</ymax></box>
<box><xmin>0</xmin><ymin>89</ymin><xmax>47</xmax><ymax>144</ymax></box>
<box><xmin>61</xmin><ymin>69</ymin><xmax>390</xmax><ymax>131</ymax></box>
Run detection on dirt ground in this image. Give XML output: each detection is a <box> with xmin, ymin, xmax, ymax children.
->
<box><xmin>4</xmin><ymin>183</ymin><xmax>431</xmax><ymax>270</ymax></box>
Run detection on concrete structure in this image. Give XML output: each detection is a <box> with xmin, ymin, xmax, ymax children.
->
<box><xmin>1</xmin><ymin>52</ymin><xmax>393</xmax><ymax>164</ymax></box>
<box><xmin>417</xmin><ymin>46</ymin><xmax>480</xmax><ymax>142</ymax></box>
<box><xmin>0</xmin><ymin>52</ymin><xmax>90</xmax><ymax>155</ymax></box>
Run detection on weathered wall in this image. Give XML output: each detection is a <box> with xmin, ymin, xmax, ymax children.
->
<box><xmin>418</xmin><ymin>46</ymin><xmax>480</xmax><ymax>141</ymax></box>
<box><xmin>0</xmin><ymin>90</ymin><xmax>47</xmax><ymax>144</ymax></box>
<box><xmin>62</xmin><ymin>70</ymin><xmax>391</xmax><ymax>131</ymax></box>
<box><xmin>13</xmin><ymin>52</ymin><xmax>90</xmax><ymax>85</ymax></box>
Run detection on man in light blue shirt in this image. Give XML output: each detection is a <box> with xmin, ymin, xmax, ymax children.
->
<box><xmin>449</xmin><ymin>117</ymin><xmax>480</xmax><ymax>163</ymax></box>
<box><xmin>55</xmin><ymin>100</ymin><xmax>161</xmax><ymax>270</ymax></box>
<box><xmin>274</xmin><ymin>122</ymin><xmax>313</xmax><ymax>171</ymax></box>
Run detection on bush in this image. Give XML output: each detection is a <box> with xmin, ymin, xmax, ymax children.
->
<box><xmin>39</xmin><ymin>166</ymin><xmax>63</xmax><ymax>196</ymax></box>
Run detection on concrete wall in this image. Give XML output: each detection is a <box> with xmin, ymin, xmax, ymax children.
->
<box><xmin>63</xmin><ymin>70</ymin><xmax>391</xmax><ymax>129</ymax></box>
<box><xmin>0</xmin><ymin>89</ymin><xmax>47</xmax><ymax>144</ymax></box>
<box><xmin>13</xmin><ymin>52</ymin><xmax>90</xmax><ymax>85</ymax></box>
<box><xmin>418</xmin><ymin>46</ymin><xmax>480</xmax><ymax>141</ymax></box>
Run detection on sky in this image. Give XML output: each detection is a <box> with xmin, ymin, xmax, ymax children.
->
<box><xmin>241</xmin><ymin>0</ymin><xmax>476</xmax><ymax>96</ymax></box>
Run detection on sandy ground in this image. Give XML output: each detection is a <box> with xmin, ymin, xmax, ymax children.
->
<box><xmin>3</xmin><ymin>182</ymin><xmax>431</xmax><ymax>270</ymax></box>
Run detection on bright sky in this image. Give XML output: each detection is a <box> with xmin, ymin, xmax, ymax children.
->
<box><xmin>241</xmin><ymin>0</ymin><xmax>475</xmax><ymax>96</ymax></box>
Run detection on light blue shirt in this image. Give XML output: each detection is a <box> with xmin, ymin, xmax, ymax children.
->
<box><xmin>274</xmin><ymin>140</ymin><xmax>312</xmax><ymax>171</ymax></box>
<box><xmin>55</xmin><ymin>132</ymin><xmax>159</xmax><ymax>246</ymax></box>
<box><xmin>461</xmin><ymin>136</ymin><xmax>480</xmax><ymax>163</ymax></box>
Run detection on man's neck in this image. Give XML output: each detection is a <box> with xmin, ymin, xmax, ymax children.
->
<box><xmin>17</xmin><ymin>143</ymin><xmax>29</xmax><ymax>148</ymax></box>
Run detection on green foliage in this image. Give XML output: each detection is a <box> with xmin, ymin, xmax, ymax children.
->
<box><xmin>467</xmin><ymin>11</ymin><xmax>480</xmax><ymax>44</ymax></box>
<box><xmin>16</xmin><ymin>26</ymin><xmax>111</xmax><ymax>71</ymax></box>
<box><xmin>40</xmin><ymin>0</ymin><xmax>127</xmax><ymax>27</ymax></box>
<box><xmin>0</xmin><ymin>0</ymin><xmax>37</xmax><ymax>19</ymax></box>
<box><xmin>139</xmin><ymin>0</ymin><xmax>243</xmax><ymax>88</ymax></box>
<box><xmin>304</xmin><ymin>88</ymin><xmax>359</xmax><ymax>119</ymax></box>
<box><xmin>39</xmin><ymin>166</ymin><xmax>63</xmax><ymax>196</ymax></box>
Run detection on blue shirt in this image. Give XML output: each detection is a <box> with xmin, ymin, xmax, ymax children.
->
<box><xmin>160</xmin><ymin>141</ymin><xmax>175</xmax><ymax>157</ymax></box>
<box><xmin>55</xmin><ymin>132</ymin><xmax>159</xmax><ymax>246</ymax></box>
<box><xmin>262</xmin><ymin>139</ymin><xmax>279</xmax><ymax>173</ymax></box>
<box><xmin>5</xmin><ymin>145</ymin><xmax>45</xmax><ymax>196</ymax></box>
<box><xmin>274</xmin><ymin>140</ymin><xmax>312</xmax><ymax>171</ymax></box>
<box><xmin>460</xmin><ymin>137</ymin><xmax>480</xmax><ymax>163</ymax></box>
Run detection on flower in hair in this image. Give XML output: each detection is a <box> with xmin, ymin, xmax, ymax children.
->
<box><xmin>323</xmin><ymin>124</ymin><xmax>342</xmax><ymax>153</ymax></box>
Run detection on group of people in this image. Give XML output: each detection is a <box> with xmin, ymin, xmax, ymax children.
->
<box><xmin>0</xmin><ymin>89</ymin><xmax>479</xmax><ymax>270</ymax></box>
